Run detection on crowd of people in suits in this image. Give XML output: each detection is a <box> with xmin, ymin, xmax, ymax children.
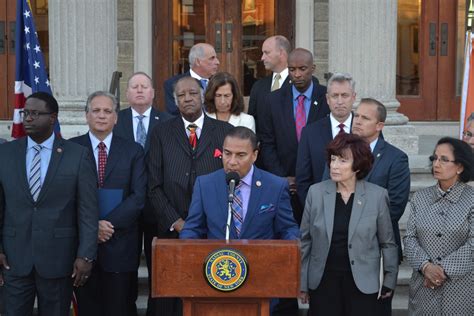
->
<box><xmin>0</xmin><ymin>34</ymin><xmax>472</xmax><ymax>316</ymax></box>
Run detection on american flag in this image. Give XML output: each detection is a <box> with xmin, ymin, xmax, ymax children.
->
<box><xmin>12</xmin><ymin>0</ymin><xmax>60</xmax><ymax>138</ymax></box>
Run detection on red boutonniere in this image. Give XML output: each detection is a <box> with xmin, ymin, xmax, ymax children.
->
<box><xmin>214</xmin><ymin>148</ymin><xmax>222</xmax><ymax>158</ymax></box>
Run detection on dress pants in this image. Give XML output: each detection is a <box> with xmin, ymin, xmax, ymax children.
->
<box><xmin>75</xmin><ymin>265</ymin><xmax>135</xmax><ymax>316</ymax></box>
<box><xmin>4</xmin><ymin>269</ymin><xmax>73</xmax><ymax>316</ymax></box>
<box><xmin>309</xmin><ymin>270</ymin><xmax>378</xmax><ymax>316</ymax></box>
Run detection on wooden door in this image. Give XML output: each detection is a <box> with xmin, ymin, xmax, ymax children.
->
<box><xmin>153</xmin><ymin>0</ymin><xmax>295</xmax><ymax>111</ymax></box>
<box><xmin>397</xmin><ymin>0</ymin><xmax>461</xmax><ymax>121</ymax></box>
<box><xmin>0</xmin><ymin>0</ymin><xmax>16</xmax><ymax>120</ymax></box>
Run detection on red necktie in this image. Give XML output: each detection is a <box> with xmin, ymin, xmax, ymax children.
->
<box><xmin>187</xmin><ymin>124</ymin><xmax>198</xmax><ymax>150</ymax></box>
<box><xmin>295</xmin><ymin>95</ymin><xmax>306</xmax><ymax>142</ymax></box>
<box><xmin>338</xmin><ymin>123</ymin><xmax>346</xmax><ymax>135</ymax></box>
<box><xmin>98</xmin><ymin>142</ymin><xmax>107</xmax><ymax>187</ymax></box>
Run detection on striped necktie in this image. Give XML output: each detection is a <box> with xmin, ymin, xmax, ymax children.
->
<box><xmin>29</xmin><ymin>145</ymin><xmax>42</xmax><ymax>201</ymax></box>
<box><xmin>232</xmin><ymin>182</ymin><xmax>244</xmax><ymax>237</ymax></box>
<box><xmin>136</xmin><ymin>115</ymin><xmax>146</xmax><ymax>148</ymax></box>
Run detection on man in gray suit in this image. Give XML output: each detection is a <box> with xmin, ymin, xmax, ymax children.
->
<box><xmin>0</xmin><ymin>92</ymin><xmax>98</xmax><ymax>316</ymax></box>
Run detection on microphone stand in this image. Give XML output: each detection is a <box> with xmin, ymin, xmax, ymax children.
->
<box><xmin>225</xmin><ymin>181</ymin><xmax>236</xmax><ymax>242</ymax></box>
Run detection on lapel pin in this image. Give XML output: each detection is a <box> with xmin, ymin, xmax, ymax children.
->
<box><xmin>376</xmin><ymin>153</ymin><xmax>381</xmax><ymax>158</ymax></box>
<box><xmin>313</xmin><ymin>101</ymin><xmax>318</xmax><ymax>106</ymax></box>
<box><xmin>155</xmin><ymin>116</ymin><xmax>159</xmax><ymax>120</ymax></box>
<box><xmin>357</xmin><ymin>200</ymin><xmax>361</xmax><ymax>205</ymax></box>
<box><xmin>256</xmin><ymin>180</ymin><xmax>262</xmax><ymax>187</ymax></box>
<box><xmin>57</xmin><ymin>148</ymin><xmax>63</xmax><ymax>153</ymax></box>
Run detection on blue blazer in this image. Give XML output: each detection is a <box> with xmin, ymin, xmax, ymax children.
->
<box><xmin>366</xmin><ymin>137</ymin><xmax>410</xmax><ymax>261</ymax></box>
<box><xmin>180</xmin><ymin>167</ymin><xmax>299</xmax><ymax>240</ymax></box>
<box><xmin>163</xmin><ymin>71</ymin><xmax>191</xmax><ymax>116</ymax></box>
<box><xmin>70</xmin><ymin>134</ymin><xmax>147</xmax><ymax>272</ymax></box>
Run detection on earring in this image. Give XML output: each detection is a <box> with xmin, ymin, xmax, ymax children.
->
<box><xmin>457</xmin><ymin>171</ymin><xmax>461</xmax><ymax>174</ymax></box>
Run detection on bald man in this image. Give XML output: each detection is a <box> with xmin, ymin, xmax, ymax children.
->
<box><xmin>164</xmin><ymin>43</ymin><xmax>220</xmax><ymax>115</ymax></box>
<box><xmin>259</xmin><ymin>48</ymin><xmax>329</xmax><ymax>224</ymax></box>
<box><xmin>258</xmin><ymin>48</ymin><xmax>329</xmax><ymax>314</ymax></box>
<box><xmin>248</xmin><ymin>35</ymin><xmax>291</xmax><ymax>129</ymax></box>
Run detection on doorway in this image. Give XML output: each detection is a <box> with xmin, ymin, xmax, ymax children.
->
<box><xmin>152</xmin><ymin>0</ymin><xmax>295</xmax><ymax>110</ymax></box>
<box><xmin>396</xmin><ymin>0</ymin><xmax>467</xmax><ymax>121</ymax></box>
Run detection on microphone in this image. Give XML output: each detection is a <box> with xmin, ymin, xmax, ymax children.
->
<box><xmin>225</xmin><ymin>172</ymin><xmax>240</xmax><ymax>241</ymax></box>
<box><xmin>226</xmin><ymin>172</ymin><xmax>240</xmax><ymax>203</ymax></box>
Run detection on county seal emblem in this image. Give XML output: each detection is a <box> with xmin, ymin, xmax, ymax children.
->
<box><xmin>204</xmin><ymin>248</ymin><xmax>248</xmax><ymax>291</ymax></box>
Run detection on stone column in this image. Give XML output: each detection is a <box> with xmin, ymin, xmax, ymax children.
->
<box><xmin>328</xmin><ymin>0</ymin><xmax>417</xmax><ymax>154</ymax></box>
<box><xmin>49</xmin><ymin>0</ymin><xmax>117</xmax><ymax>136</ymax></box>
<box><xmin>295</xmin><ymin>0</ymin><xmax>314</xmax><ymax>54</ymax></box>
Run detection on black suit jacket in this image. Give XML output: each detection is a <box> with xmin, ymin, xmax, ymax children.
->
<box><xmin>147</xmin><ymin>115</ymin><xmax>233</xmax><ymax>236</ymax></box>
<box><xmin>0</xmin><ymin>136</ymin><xmax>98</xmax><ymax>278</ymax></box>
<box><xmin>248</xmin><ymin>74</ymin><xmax>290</xmax><ymax>131</ymax></box>
<box><xmin>296</xmin><ymin>116</ymin><xmax>333</xmax><ymax>204</ymax></box>
<box><xmin>366</xmin><ymin>136</ymin><xmax>410</xmax><ymax>261</ymax></box>
<box><xmin>70</xmin><ymin>134</ymin><xmax>146</xmax><ymax>272</ymax></box>
<box><xmin>163</xmin><ymin>71</ymin><xmax>191</xmax><ymax>116</ymax></box>
<box><xmin>258</xmin><ymin>77</ymin><xmax>330</xmax><ymax>177</ymax></box>
<box><xmin>113</xmin><ymin>106</ymin><xmax>171</xmax><ymax>153</ymax></box>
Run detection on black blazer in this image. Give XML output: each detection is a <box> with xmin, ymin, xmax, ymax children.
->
<box><xmin>163</xmin><ymin>71</ymin><xmax>191</xmax><ymax>116</ymax></box>
<box><xmin>147</xmin><ymin>115</ymin><xmax>233</xmax><ymax>235</ymax></box>
<box><xmin>248</xmin><ymin>74</ymin><xmax>290</xmax><ymax>131</ymax></box>
<box><xmin>70</xmin><ymin>134</ymin><xmax>146</xmax><ymax>272</ymax></box>
<box><xmin>0</xmin><ymin>136</ymin><xmax>98</xmax><ymax>278</ymax></box>
<box><xmin>258</xmin><ymin>77</ymin><xmax>330</xmax><ymax>177</ymax></box>
<box><xmin>113</xmin><ymin>106</ymin><xmax>171</xmax><ymax>153</ymax></box>
<box><xmin>296</xmin><ymin>116</ymin><xmax>333</xmax><ymax>204</ymax></box>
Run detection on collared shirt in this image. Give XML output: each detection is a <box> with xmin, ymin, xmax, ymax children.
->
<box><xmin>26</xmin><ymin>133</ymin><xmax>55</xmax><ymax>186</ymax></box>
<box><xmin>369</xmin><ymin>138</ymin><xmax>379</xmax><ymax>153</ymax></box>
<box><xmin>329</xmin><ymin>113</ymin><xmax>352</xmax><ymax>138</ymax></box>
<box><xmin>238</xmin><ymin>165</ymin><xmax>254</xmax><ymax>220</ymax></box>
<box><xmin>182</xmin><ymin>112</ymin><xmax>205</xmax><ymax>139</ymax></box>
<box><xmin>291</xmin><ymin>81</ymin><xmax>313</xmax><ymax>122</ymax></box>
<box><xmin>89</xmin><ymin>131</ymin><xmax>113</xmax><ymax>172</ymax></box>
<box><xmin>131</xmin><ymin>106</ymin><xmax>152</xmax><ymax>142</ymax></box>
<box><xmin>190</xmin><ymin>69</ymin><xmax>207</xmax><ymax>82</ymax></box>
<box><xmin>272</xmin><ymin>68</ymin><xmax>289</xmax><ymax>89</ymax></box>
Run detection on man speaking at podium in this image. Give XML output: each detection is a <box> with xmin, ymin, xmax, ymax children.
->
<box><xmin>180</xmin><ymin>126</ymin><xmax>299</xmax><ymax>240</ymax></box>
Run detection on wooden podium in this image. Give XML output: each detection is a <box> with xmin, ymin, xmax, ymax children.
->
<box><xmin>152</xmin><ymin>239</ymin><xmax>300</xmax><ymax>316</ymax></box>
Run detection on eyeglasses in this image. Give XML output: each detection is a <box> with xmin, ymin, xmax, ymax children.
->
<box><xmin>19</xmin><ymin>110</ymin><xmax>53</xmax><ymax>120</ymax></box>
<box><xmin>462</xmin><ymin>131</ymin><xmax>473</xmax><ymax>139</ymax></box>
<box><xmin>429</xmin><ymin>155</ymin><xmax>456</xmax><ymax>165</ymax></box>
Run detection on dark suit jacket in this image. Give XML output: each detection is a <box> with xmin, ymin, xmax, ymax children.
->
<box><xmin>366</xmin><ymin>136</ymin><xmax>410</xmax><ymax>261</ymax></box>
<box><xmin>147</xmin><ymin>115</ymin><xmax>233</xmax><ymax>236</ymax></box>
<box><xmin>180</xmin><ymin>168</ymin><xmax>299</xmax><ymax>240</ymax></box>
<box><xmin>113</xmin><ymin>106</ymin><xmax>171</xmax><ymax>153</ymax></box>
<box><xmin>248</xmin><ymin>74</ymin><xmax>290</xmax><ymax>131</ymax></box>
<box><xmin>163</xmin><ymin>71</ymin><xmax>191</xmax><ymax>116</ymax></box>
<box><xmin>70</xmin><ymin>134</ymin><xmax>146</xmax><ymax>272</ymax></box>
<box><xmin>258</xmin><ymin>77</ymin><xmax>330</xmax><ymax>177</ymax></box>
<box><xmin>0</xmin><ymin>136</ymin><xmax>98</xmax><ymax>278</ymax></box>
<box><xmin>296</xmin><ymin>116</ymin><xmax>333</xmax><ymax>205</ymax></box>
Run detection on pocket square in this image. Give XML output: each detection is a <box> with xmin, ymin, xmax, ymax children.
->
<box><xmin>258</xmin><ymin>204</ymin><xmax>275</xmax><ymax>214</ymax></box>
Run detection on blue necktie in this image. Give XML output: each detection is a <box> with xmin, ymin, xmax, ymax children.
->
<box><xmin>232</xmin><ymin>183</ymin><xmax>244</xmax><ymax>237</ymax></box>
<box><xmin>136</xmin><ymin>115</ymin><xmax>146</xmax><ymax>148</ymax></box>
<box><xmin>29</xmin><ymin>145</ymin><xmax>42</xmax><ymax>201</ymax></box>
<box><xmin>200</xmin><ymin>79</ymin><xmax>208</xmax><ymax>91</ymax></box>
